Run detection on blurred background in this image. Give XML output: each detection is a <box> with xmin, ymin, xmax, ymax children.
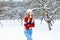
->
<box><xmin>0</xmin><ymin>0</ymin><xmax>60</xmax><ymax>20</ymax></box>
<box><xmin>0</xmin><ymin>0</ymin><xmax>60</xmax><ymax>40</ymax></box>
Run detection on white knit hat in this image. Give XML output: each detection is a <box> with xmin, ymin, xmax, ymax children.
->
<box><xmin>26</xmin><ymin>9</ymin><xmax>32</xmax><ymax>14</ymax></box>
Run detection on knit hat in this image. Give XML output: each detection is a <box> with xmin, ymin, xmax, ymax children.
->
<box><xmin>26</xmin><ymin>9</ymin><xmax>32</xmax><ymax>14</ymax></box>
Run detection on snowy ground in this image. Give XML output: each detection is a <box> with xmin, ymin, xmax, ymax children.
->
<box><xmin>0</xmin><ymin>19</ymin><xmax>60</xmax><ymax>40</ymax></box>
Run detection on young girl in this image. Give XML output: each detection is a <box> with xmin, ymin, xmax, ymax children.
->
<box><xmin>24</xmin><ymin>9</ymin><xmax>35</xmax><ymax>40</ymax></box>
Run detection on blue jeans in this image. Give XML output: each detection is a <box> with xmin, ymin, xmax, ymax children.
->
<box><xmin>24</xmin><ymin>29</ymin><xmax>32</xmax><ymax>40</ymax></box>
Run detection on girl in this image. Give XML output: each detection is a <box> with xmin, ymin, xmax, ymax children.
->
<box><xmin>24</xmin><ymin>9</ymin><xmax>35</xmax><ymax>40</ymax></box>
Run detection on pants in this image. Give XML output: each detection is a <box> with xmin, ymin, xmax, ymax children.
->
<box><xmin>24</xmin><ymin>29</ymin><xmax>32</xmax><ymax>40</ymax></box>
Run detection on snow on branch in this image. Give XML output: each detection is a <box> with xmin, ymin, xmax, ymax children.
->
<box><xmin>45</xmin><ymin>6</ymin><xmax>60</xmax><ymax>21</ymax></box>
<box><xmin>32</xmin><ymin>8</ymin><xmax>42</xmax><ymax>11</ymax></box>
<box><xmin>51</xmin><ymin>6</ymin><xmax>60</xmax><ymax>18</ymax></box>
<box><xmin>0</xmin><ymin>7</ymin><xmax>23</xmax><ymax>16</ymax></box>
<box><xmin>53</xmin><ymin>6</ymin><xmax>60</xmax><ymax>14</ymax></box>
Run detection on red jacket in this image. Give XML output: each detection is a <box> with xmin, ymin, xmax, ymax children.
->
<box><xmin>24</xmin><ymin>16</ymin><xmax>35</xmax><ymax>30</ymax></box>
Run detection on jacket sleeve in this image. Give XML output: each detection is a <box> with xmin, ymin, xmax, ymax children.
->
<box><xmin>24</xmin><ymin>17</ymin><xmax>30</xmax><ymax>30</ymax></box>
<box><xmin>24</xmin><ymin>17</ymin><xmax>28</xmax><ymax>25</ymax></box>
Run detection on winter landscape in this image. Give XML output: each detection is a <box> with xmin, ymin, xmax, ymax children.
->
<box><xmin>0</xmin><ymin>0</ymin><xmax>60</xmax><ymax>40</ymax></box>
<box><xmin>0</xmin><ymin>19</ymin><xmax>60</xmax><ymax>40</ymax></box>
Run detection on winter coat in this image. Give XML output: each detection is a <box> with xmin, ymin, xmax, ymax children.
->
<box><xmin>24</xmin><ymin>15</ymin><xmax>35</xmax><ymax>30</ymax></box>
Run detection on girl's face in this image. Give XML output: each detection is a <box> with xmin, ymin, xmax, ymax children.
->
<box><xmin>28</xmin><ymin>12</ymin><xmax>33</xmax><ymax>18</ymax></box>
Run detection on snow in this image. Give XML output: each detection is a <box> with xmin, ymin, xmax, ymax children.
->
<box><xmin>0</xmin><ymin>0</ymin><xmax>24</xmax><ymax>2</ymax></box>
<box><xmin>0</xmin><ymin>19</ymin><xmax>60</xmax><ymax>40</ymax></box>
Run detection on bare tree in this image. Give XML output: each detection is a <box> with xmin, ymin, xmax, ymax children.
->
<box><xmin>27</xmin><ymin>0</ymin><xmax>60</xmax><ymax>30</ymax></box>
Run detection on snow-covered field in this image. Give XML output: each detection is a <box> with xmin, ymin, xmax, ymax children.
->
<box><xmin>0</xmin><ymin>19</ymin><xmax>60</xmax><ymax>40</ymax></box>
